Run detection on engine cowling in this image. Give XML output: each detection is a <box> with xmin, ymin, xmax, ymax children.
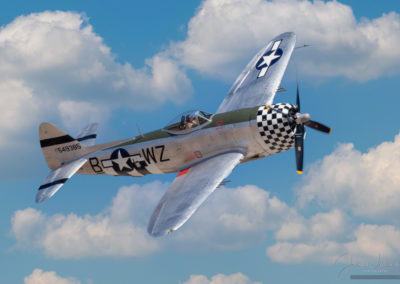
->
<box><xmin>256</xmin><ymin>103</ymin><xmax>297</xmax><ymax>154</ymax></box>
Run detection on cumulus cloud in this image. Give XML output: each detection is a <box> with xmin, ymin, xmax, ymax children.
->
<box><xmin>0</xmin><ymin>80</ymin><xmax>40</xmax><ymax>147</ymax></box>
<box><xmin>182</xmin><ymin>273</ymin><xmax>261</xmax><ymax>284</ymax></box>
<box><xmin>0</xmin><ymin>11</ymin><xmax>191</xmax><ymax>108</ymax></box>
<box><xmin>274</xmin><ymin>209</ymin><xmax>347</xmax><ymax>241</ymax></box>
<box><xmin>11</xmin><ymin>182</ymin><xmax>163</xmax><ymax>258</ymax></box>
<box><xmin>267</xmin><ymin>241</ymin><xmax>342</xmax><ymax>264</ymax></box>
<box><xmin>11</xmin><ymin>181</ymin><xmax>298</xmax><ymax>258</ymax></box>
<box><xmin>267</xmin><ymin>223</ymin><xmax>400</xmax><ymax>264</ymax></box>
<box><xmin>0</xmin><ymin>10</ymin><xmax>192</xmax><ymax>152</ymax></box>
<box><xmin>12</xmin><ymin>180</ymin><xmax>400</xmax><ymax>264</ymax></box>
<box><xmin>58</xmin><ymin>100</ymin><xmax>109</xmax><ymax>130</ymax></box>
<box><xmin>264</xmin><ymin>131</ymin><xmax>400</xmax><ymax>264</ymax></box>
<box><xmin>172</xmin><ymin>0</ymin><xmax>400</xmax><ymax>81</ymax></box>
<box><xmin>24</xmin><ymin>269</ymin><xmax>81</xmax><ymax>284</ymax></box>
<box><xmin>296</xmin><ymin>132</ymin><xmax>400</xmax><ymax>219</ymax></box>
<box><xmin>173</xmin><ymin>184</ymin><xmax>299</xmax><ymax>250</ymax></box>
<box><xmin>267</xmin><ymin>209</ymin><xmax>349</xmax><ymax>263</ymax></box>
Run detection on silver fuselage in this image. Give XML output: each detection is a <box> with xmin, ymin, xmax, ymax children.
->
<box><xmin>77</xmin><ymin>103</ymin><xmax>297</xmax><ymax>177</ymax></box>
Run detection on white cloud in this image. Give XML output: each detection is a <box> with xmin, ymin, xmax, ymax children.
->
<box><xmin>274</xmin><ymin>209</ymin><xmax>347</xmax><ymax>241</ymax></box>
<box><xmin>266</xmin><ymin>131</ymin><xmax>400</xmax><ymax>264</ymax></box>
<box><xmin>0</xmin><ymin>80</ymin><xmax>40</xmax><ymax>147</ymax></box>
<box><xmin>0</xmin><ymin>11</ymin><xmax>191</xmax><ymax>107</ymax></box>
<box><xmin>346</xmin><ymin>224</ymin><xmax>400</xmax><ymax>259</ymax></box>
<box><xmin>268</xmin><ymin>209</ymin><xmax>349</xmax><ymax>263</ymax></box>
<box><xmin>309</xmin><ymin>209</ymin><xmax>348</xmax><ymax>240</ymax></box>
<box><xmin>58</xmin><ymin>100</ymin><xmax>109</xmax><ymax>130</ymax></box>
<box><xmin>12</xmin><ymin>181</ymin><xmax>400</xmax><ymax>264</ymax></box>
<box><xmin>0</xmin><ymin>10</ymin><xmax>192</xmax><ymax>149</ymax></box>
<box><xmin>297</xmin><ymin>132</ymin><xmax>400</xmax><ymax>219</ymax></box>
<box><xmin>266</xmin><ymin>240</ymin><xmax>343</xmax><ymax>264</ymax></box>
<box><xmin>267</xmin><ymin>223</ymin><xmax>400</xmax><ymax>264</ymax></box>
<box><xmin>11</xmin><ymin>160</ymin><xmax>400</xmax><ymax>265</ymax></box>
<box><xmin>24</xmin><ymin>269</ymin><xmax>81</xmax><ymax>284</ymax></box>
<box><xmin>11</xmin><ymin>181</ymin><xmax>298</xmax><ymax>258</ymax></box>
<box><xmin>173</xmin><ymin>184</ymin><xmax>299</xmax><ymax>250</ymax></box>
<box><xmin>11</xmin><ymin>182</ymin><xmax>163</xmax><ymax>258</ymax></box>
<box><xmin>182</xmin><ymin>273</ymin><xmax>261</xmax><ymax>284</ymax></box>
<box><xmin>172</xmin><ymin>0</ymin><xmax>400</xmax><ymax>81</ymax></box>
<box><xmin>12</xmin><ymin>207</ymin><xmax>160</xmax><ymax>258</ymax></box>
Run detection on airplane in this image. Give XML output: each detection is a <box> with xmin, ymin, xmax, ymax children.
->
<box><xmin>36</xmin><ymin>32</ymin><xmax>331</xmax><ymax>237</ymax></box>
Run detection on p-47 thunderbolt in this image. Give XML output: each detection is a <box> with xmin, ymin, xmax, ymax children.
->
<box><xmin>37</xmin><ymin>32</ymin><xmax>331</xmax><ymax>236</ymax></box>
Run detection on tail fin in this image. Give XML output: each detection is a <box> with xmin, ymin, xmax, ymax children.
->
<box><xmin>37</xmin><ymin>122</ymin><xmax>98</xmax><ymax>203</ymax></box>
<box><xmin>39</xmin><ymin>123</ymin><xmax>98</xmax><ymax>170</ymax></box>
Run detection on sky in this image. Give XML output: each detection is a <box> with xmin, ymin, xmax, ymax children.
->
<box><xmin>1</xmin><ymin>0</ymin><xmax>400</xmax><ymax>283</ymax></box>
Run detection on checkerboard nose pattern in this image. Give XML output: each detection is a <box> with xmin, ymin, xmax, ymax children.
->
<box><xmin>256</xmin><ymin>103</ymin><xmax>296</xmax><ymax>153</ymax></box>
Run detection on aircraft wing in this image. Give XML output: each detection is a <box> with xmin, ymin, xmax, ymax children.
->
<box><xmin>216</xmin><ymin>32</ymin><xmax>296</xmax><ymax>113</ymax></box>
<box><xmin>36</xmin><ymin>157</ymin><xmax>87</xmax><ymax>203</ymax></box>
<box><xmin>147</xmin><ymin>151</ymin><xmax>244</xmax><ymax>236</ymax></box>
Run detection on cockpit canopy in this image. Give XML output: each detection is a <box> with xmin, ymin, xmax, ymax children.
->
<box><xmin>163</xmin><ymin>110</ymin><xmax>213</xmax><ymax>135</ymax></box>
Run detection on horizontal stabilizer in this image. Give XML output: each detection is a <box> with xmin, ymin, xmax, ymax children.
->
<box><xmin>36</xmin><ymin>157</ymin><xmax>87</xmax><ymax>203</ymax></box>
<box><xmin>77</xmin><ymin>123</ymin><xmax>99</xmax><ymax>146</ymax></box>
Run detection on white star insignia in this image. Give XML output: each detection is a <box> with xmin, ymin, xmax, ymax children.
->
<box><xmin>257</xmin><ymin>40</ymin><xmax>282</xmax><ymax>78</ymax></box>
<box><xmin>257</xmin><ymin>52</ymin><xmax>281</xmax><ymax>69</ymax></box>
<box><xmin>113</xmin><ymin>150</ymin><xmax>131</xmax><ymax>171</ymax></box>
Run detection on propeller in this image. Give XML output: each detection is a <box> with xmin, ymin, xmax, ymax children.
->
<box><xmin>304</xmin><ymin>120</ymin><xmax>331</xmax><ymax>134</ymax></box>
<box><xmin>292</xmin><ymin>83</ymin><xmax>331</xmax><ymax>174</ymax></box>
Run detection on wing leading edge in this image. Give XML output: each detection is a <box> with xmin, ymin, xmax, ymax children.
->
<box><xmin>147</xmin><ymin>151</ymin><xmax>244</xmax><ymax>236</ymax></box>
<box><xmin>217</xmin><ymin>32</ymin><xmax>296</xmax><ymax>113</ymax></box>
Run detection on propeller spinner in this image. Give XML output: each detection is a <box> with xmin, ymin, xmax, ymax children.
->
<box><xmin>292</xmin><ymin>83</ymin><xmax>331</xmax><ymax>174</ymax></box>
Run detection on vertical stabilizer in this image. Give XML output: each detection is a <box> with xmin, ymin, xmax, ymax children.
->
<box><xmin>39</xmin><ymin>123</ymin><xmax>88</xmax><ymax>170</ymax></box>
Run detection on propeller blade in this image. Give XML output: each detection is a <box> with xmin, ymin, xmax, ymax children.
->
<box><xmin>294</xmin><ymin>124</ymin><xmax>305</xmax><ymax>174</ymax></box>
<box><xmin>304</xmin><ymin>120</ymin><xmax>331</xmax><ymax>134</ymax></box>
<box><xmin>296</xmin><ymin>82</ymin><xmax>300</xmax><ymax>112</ymax></box>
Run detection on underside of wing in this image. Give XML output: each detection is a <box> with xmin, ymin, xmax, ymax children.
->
<box><xmin>147</xmin><ymin>151</ymin><xmax>244</xmax><ymax>237</ymax></box>
<box><xmin>217</xmin><ymin>32</ymin><xmax>296</xmax><ymax>113</ymax></box>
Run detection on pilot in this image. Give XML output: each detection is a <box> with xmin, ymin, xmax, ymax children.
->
<box><xmin>179</xmin><ymin>115</ymin><xmax>186</xmax><ymax>129</ymax></box>
<box><xmin>186</xmin><ymin>114</ymin><xmax>198</xmax><ymax>128</ymax></box>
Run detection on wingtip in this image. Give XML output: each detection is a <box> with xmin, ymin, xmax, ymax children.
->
<box><xmin>296</xmin><ymin>170</ymin><xmax>303</xmax><ymax>175</ymax></box>
<box><xmin>275</xmin><ymin>31</ymin><xmax>296</xmax><ymax>40</ymax></box>
<box><xmin>35</xmin><ymin>193</ymin><xmax>46</xmax><ymax>203</ymax></box>
<box><xmin>147</xmin><ymin>220</ymin><xmax>176</xmax><ymax>237</ymax></box>
<box><xmin>147</xmin><ymin>226</ymin><xmax>167</xmax><ymax>237</ymax></box>
<box><xmin>35</xmin><ymin>187</ymin><xmax>56</xmax><ymax>203</ymax></box>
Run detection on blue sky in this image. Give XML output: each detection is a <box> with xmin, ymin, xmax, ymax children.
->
<box><xmin>1</xmin><ymin>0</ymin><xmax>400</xmax><ymax>283</ymax></box>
